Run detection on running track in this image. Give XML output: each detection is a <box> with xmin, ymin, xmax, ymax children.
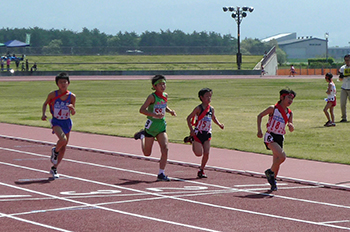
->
<box><xmin>0</xmin><ymin>75</ymin><xmax>349</xmax><ymax>231</ymax></box>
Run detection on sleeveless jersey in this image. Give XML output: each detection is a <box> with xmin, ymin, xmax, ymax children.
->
<box><xmin>147</xmin><ymin>92</ymin><xmax>167</xmax><ymax>121</ymax></box>
<box><xmin>195</xmin><ymin>105</ymin><xmax>213</xmax><ymax>133</ymax></box>
<box><xmin>266</xmin><ymin>106</ymin><xmax>291</xmax><ymax>135</ymax></box>
<box><xmin>50</xmin><ymin>91</ymin><xmax>72</xmax><ymax>120</ymax></box>
<box><xmin>327</xmin><ymin>82</ymin><xmax>336</xmax><ymax>101</ymax></box>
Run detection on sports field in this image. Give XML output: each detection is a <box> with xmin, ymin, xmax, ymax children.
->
<box><xmin>0</xmin><ymin>75</ymin><xmax>349</xmax><ymax>165</ymax></box>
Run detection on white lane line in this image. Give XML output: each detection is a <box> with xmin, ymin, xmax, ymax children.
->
<box><xmin>1</xmin><ymin>147</ymin><xmax>350</xmax><ymax>230</ymax></box>
<box><xmin>0</xmin><ymin>195</ymin><xmax>31</xmax><ymax>198</ymax></box>
<box><xmin>0</xmin><ymin>181</ymin><xmax>219</xmax><ymax>232</ymax></box>
<box><xmin>3</xmin><ymin>146</ymin><xmax>349</xmax><ymax>209</ymax></box>
<box><xmin>0</xmin><ymin>212</ymin><xmax>72</xmax><ymax>232</ymax></box>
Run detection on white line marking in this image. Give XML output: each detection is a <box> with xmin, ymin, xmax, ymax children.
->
<box><xmin>0</xmin><ymin>212</ymin><xmax>72</xmax><ymax>231</ymax></box>
<box><xmin>0</xmin><ymin>181</ymin><xmax>219</xmax><ymax>232</ymax></box>
<box><xmin>0</xmin><ymin>195</ymin><xmax>32</xmax><ymax>198</ymax></box>
<box><xmin>1</xmin><ymin>146</ymin><xmax>350</xmax><ymax>230</ymax></box>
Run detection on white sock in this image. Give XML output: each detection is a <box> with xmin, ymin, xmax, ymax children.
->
<box><xmin>158</xmin><ymin>169</ymin><xmax>164</xmax><ymax>175</ymax></box>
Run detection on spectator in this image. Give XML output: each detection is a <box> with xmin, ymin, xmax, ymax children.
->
<box><xmin>338</xmin><ymin>54</ymin><xmax>350</xmax><ymax>122</ymax></box>
<box><xmin>26</xmin><ymin>59</ymin><xmax>29</xmax><ymax>71</ymax></box>
<box><xmin>15</xmin><ymin>59</ymin><xmax>20</xmax><ymax>71</ymax></box>
<box><xmin>31</xmin><ymin>62</ymin><xmax>37</xmax><ymax>72</ymax></box>
<box><xmin>6</xmin><ymin>58</ymin><xmax>10</xmax><ymax>71</ymax></box>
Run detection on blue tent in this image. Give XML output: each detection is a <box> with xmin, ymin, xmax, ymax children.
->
<box><xmin>4</xmin><ymin>40</ymin><xmax>30</xmax><ymax>47</ymax></box>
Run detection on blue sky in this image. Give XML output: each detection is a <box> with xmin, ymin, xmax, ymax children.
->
<box><xmin>3</xmin><ymin>0</ymin><xmax>348</xmax><ymax>47</ymax></box>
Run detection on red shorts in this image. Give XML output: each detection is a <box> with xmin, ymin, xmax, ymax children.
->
<box><xmin>328</xmin><ymin>97</ymin><xmax>336</xmax><ymax>107</ymax></box>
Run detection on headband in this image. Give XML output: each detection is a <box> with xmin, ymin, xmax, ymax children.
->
<box><xmin>153</xmin><ymin>79</ymin><xmax>166</xmax><ymax>86</ymax></box>
<box><xmin>281</xmin><ymin>93</ymin><xmax>295</xmax><ymax>99</ymax></box>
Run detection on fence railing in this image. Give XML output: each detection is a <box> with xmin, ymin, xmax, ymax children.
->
<box><xmin>277</xmin><ymin>67</ymin><xmax>339</xmax><ymax>76</ymax></box>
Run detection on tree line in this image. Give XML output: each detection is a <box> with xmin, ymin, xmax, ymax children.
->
<box><xmin>0</xmin><ymin>27</ymin><xmax>280</xmax><ymax>57</ymax></box>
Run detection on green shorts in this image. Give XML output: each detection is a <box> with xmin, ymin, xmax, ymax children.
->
<box><xmin>144</xmin><ymin>118</ymin><xmax>166</xmax><ymax>137</ymax></box>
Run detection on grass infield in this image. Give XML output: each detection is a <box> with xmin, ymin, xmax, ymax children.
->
<box><xmin>1</xmin><ymin>77</ymin><xmax>349</xmax><ymax>165</ymax></box>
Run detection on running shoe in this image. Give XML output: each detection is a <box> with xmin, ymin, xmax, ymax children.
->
<box><xmin>183</xmin><ymin>136</ymin><xmax>193</xmax><ymax>144</ymax></box>
<box><xmin>324</xmin><ymin>121</ymin><xmax>331</xmax><ymax>127</ymax></box>
<box><xmin>264</xmin><ymin>169</ymin><xmax>277</xmax><ymax>191</ymax></box>
<box><xmin>157</xmin><ymin>173</ymin><xmax>170</xmax><ymax>181</ymax></box>
<box><xmin>50</xmin><ymin>166</ymin><xmax>59</xmax><ymax>179</ymax></box>
<box><xmin>51</xmin><ymin>147</ymin><xmax>59</xmax><ymax>165</ymax></box>
<box><xmin>197</xmin><ymin>169</ymin><xmax>208</xmax><ymax>178</ymax></box>
<box><xmin>134</xmin><ymin>129</ymin><xmax>145</xmax><ymax>140</ymax></box>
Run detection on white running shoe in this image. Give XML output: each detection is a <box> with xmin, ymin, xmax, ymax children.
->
<box><xmin>51</xmin><ymin>147</ymin><xmax>58</xmax><ymax>165</ymax></box>
<box><xmin>50</xmin><ymin>167</ymin><xmax>59</xmax><ymax>179</ymax></box>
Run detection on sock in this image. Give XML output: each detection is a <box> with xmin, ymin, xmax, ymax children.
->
<box><xmin>158</xmin><ymin>169</ymin><xmax>164</xmax><ymax>175</ymax></box>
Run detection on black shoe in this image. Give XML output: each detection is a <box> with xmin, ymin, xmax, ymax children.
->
<box><xmin>157</xmin><ymin>173</ymin><xmax>170</xmax><ymax>181</ymax></box>
<box><xmin>197</xmin><ymin>169</ymin><xmax>207</xmax><ymax>178</ymax></box>
<box><xmin>340</xmin><ymin>119</ymin><xmax>347</xmax><ymax>123</ymax></box>
<box><xmin>324</xmin><ymin>121</ymin><xmax>331</xmax><ymax>127</ymax></box>
<box><xmin>134</xmin><ymin>129</ymin><xmax>145</xmax><ymax>140</ymax></box>
<box><xmin>265</xmin><ymin>169</ymin><xmax>277</xmax><ymax>191</ymax></box>
<box><xmin>183</xmin><ymin>136</ymin><xmax>193</xmax><ymax>144</ymax></box>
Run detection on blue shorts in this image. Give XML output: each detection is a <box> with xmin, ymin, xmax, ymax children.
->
<box><xmin>51</xmin><ymin>118</ymin><xmax>72</xmax><ymax>134</ymax></box>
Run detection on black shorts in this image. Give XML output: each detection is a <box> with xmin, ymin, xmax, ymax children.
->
<box><xmin>264</xmin><ymin>132</ymin><xmax>284</xmax><ymax>150</ymax></box>
<box><xmin>193</xmin><ymin>131</ymin><xmax>212</xmax><ymax>144</ymax></box>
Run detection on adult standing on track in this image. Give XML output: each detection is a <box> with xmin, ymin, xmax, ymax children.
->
<box><xmin>134</xmin><ymin>75</ymin><xmax>176</xmax><ymax>181</ymax></box>
<box><xmin>41</xmin><ymin>72</ymin><xmax>76</xmax><ymax>178</ymax></box>
<box><xmin>257</xmin><ymin>89</ymin><xmax>296</xmax><ymax>191</ymax></box>
<box><xmin>338</xmin><ymin>54</ymin><xmax>350</xmax><ymax>122</ymax></box>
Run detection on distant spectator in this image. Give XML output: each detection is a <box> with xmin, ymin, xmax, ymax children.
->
<box><xmin>26</xmin><ymin>59</ymin><xmax>29</xmax><ymax>71</ymax></box>
<box><xmin>1</xmin><ymin>59</ymin><xmax>4</xmax><ymax>71</ymax></box>
<box><xmin>21</xmin><ymin>62</ymin><xmax>25</xmax><ymax>71</ymax></box>
<box><xmin>6</xmin><ymin>58</ymin><xmax>10</xmax><ymax>71</ymax></box>
<box><xmin>15</xmin><ymin>59</ymin><xmax>20</xmax><ymax>71</ymax></box>
<box><xmin>30</xmin><ymin>62</ymin><xmax>37</xmax><ymax>72</ymax></box>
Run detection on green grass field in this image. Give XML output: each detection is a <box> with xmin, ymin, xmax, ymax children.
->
<box><xmin>23</xmin><ymin>55</ymin><xmax>261</xmax><ymax>71</ymax></box>
<box><xmin>0</xmin><ymin>77</ymin><xmax>349</xmax><ymax>165</ymax></box>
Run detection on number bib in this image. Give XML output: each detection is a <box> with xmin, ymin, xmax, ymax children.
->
<box><xmin>53</xmin><ymin>101</ymin><xmax>70</xmax><ymax>119</ymax></box>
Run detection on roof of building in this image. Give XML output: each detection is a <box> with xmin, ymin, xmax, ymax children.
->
<box><xmin>261</xmin><ymin>33</ymin><xmax>296</xmax><ymax>43</ymax></box>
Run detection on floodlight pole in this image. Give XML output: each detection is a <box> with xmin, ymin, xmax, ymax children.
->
<box><xmin>223</xmin><ymin>6</ymin><xmax>253</xmax><ymax>70</ymax></box>
<box><xmin>324</xmin><ymin>32</ymin><xmax>329</xmax><ymax>62</ymax></box>
<box><xmin>236</xmin><ymin>7</ymin><xmax>242</xmax><ymax>70</ymax></box>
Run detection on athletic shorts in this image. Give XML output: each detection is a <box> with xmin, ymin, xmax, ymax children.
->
<box><xmin>193</xmin><ymin>130</ymin><xmax>212</xmax><ymax>144</ymax></box>
<box><xmin>51</xmin><ymin>118</ymin><xmax>72</xmax><ymax>135</ymax></box>
<box><xmin>144</xmin><ymin>118</ymin><xmax>166</xmax><ymax>137</ymax></box>
<box><xmin>264</xmin><ymin>132</ymin><xmax>284</xmax><ymax>150</ymax></box>
<box><xmin>327</xmin><ymin>96</ymin><xmax>336</xmax><ymax>107</ymax></box>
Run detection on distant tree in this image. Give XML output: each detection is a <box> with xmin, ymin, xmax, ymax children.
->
<box><xmin>276</xmin><ymin>47</ymin><xmax>287</xmax><ymax>65</ymax></box>
<box><xmin>42</xmin><ymin>39</ymin><xmax>63</xmax><ymax>54</ymax></box>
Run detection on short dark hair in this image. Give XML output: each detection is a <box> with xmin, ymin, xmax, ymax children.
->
<box><xmin>55</xmin><ymin>72</ymin><xmax>70</xmax><ymax>84</ymax></box>
<box><xmin>151</xmin><ymin>74</ymin><xmax>166</xmax><ymax>85</ymax></box>
<box><xmin>344</xmin><ymin>54</ymin><xmax>350</xmax><ymax>60</ymax></box>
<box><xmin>279</xmin><ymin>88</ymin><xmax>296</xmax><ymax>102</ymax></box>
<box><xmin>198</xmin><ymin>88</ymin><xmax>212</xmax><ymax>100</ymax></box>
<box><xmin>325</xmin><ymin>72</ymin><xmax>333</xmax><ymax>79</ymax></box>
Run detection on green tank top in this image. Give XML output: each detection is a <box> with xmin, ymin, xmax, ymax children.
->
<box><xmin>147</xmin><ymin>93</ymin><xmax>167</xmax><ymax>121</ymax></box>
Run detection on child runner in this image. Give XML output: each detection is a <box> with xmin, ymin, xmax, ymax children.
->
<box><xmin>289</xmin><ymin>65</ymin><xmax>296</xmax><ymax>77</ymax></box>
<box><xmin>185</xmin><ymin>88</ymin><xmax>224</xmax><ymax>178</ymax></box>
<box><xmin>134</xmin><ymin>75</ymin><xmax>176</xmax><ymax>181</ymax></box>
<box><xmin>257</xmin><ymin>89</ymin><xmax>296</xmax><ymax>191</ymax></box>
<box><xmin>41</xmin><ymin>72</ymin><xmax>76</xmax><ymax>178</ymax></box>
<box><xmin>323</xmin><ymin>73</ymin><xmax>336</xmax><ymax>127</ymax></box>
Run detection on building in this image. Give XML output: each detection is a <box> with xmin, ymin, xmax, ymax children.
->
<box><xmin>262</xmin><ymin>33</ymin><xmax>349</xmax><ymax>60</ymax></box>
